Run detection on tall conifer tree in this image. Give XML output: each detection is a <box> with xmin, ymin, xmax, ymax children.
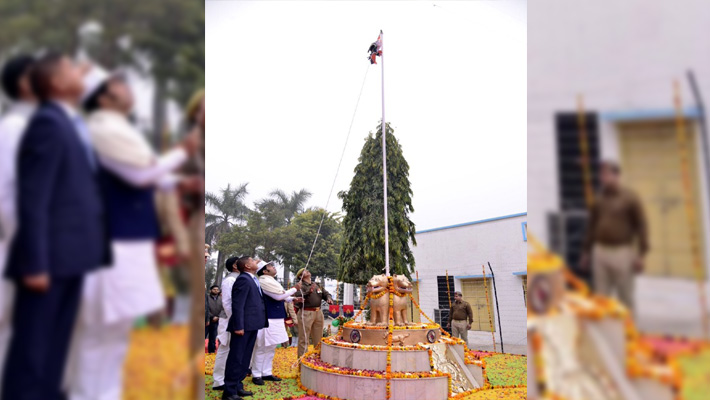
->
<box><xmin>338</xmin><ymin>122</ymin><xmax>416</xmax><ymax>284</ymax></box>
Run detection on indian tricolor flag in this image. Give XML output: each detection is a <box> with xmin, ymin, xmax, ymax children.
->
<box><xmin>368</xmin><ymin>31</ymin><xmax>383</xmax><ymax>64</ymax></box>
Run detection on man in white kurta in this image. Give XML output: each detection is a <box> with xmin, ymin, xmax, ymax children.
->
<box><xmin>212</xmin><ymin>256</ymin><xmax>240</xmax><ymax>390</ymax></box>
<box><xmin>251</xmin><ymin>261</ymin><xmax>300</xmax><ymax>385</ymax></box>
<box><xmin>0</xmin><ymin>54</ymin><xmax>36</xmax><ymax>391</ymax></box>
<box><xmin>66</xmin><ymin>65</ymin><xmax>197</xmax><ymax>400</ymax></box>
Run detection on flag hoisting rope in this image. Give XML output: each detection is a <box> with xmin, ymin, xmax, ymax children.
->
<box><xmin>298</xmin><ymin>30</ymin><xmax>383</xmax><ymax>283</ymax></box>
<box><xmin>299</xmin><ymin>64</ymin><xmax>370</xmax><ymax>276</ymax></box>
<box><xmin>292</xmin><ymin>63</ymin><xmax>371</xmax><ymax>366</ymax></box>
<box><xmin>291</xmin><ymin>33</ymin><xmax>380</xmax><ymax>366</ymax></box>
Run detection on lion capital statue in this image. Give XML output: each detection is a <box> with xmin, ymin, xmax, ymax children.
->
<box><xmin>366</xmin><ymin>274</ymin><xmax>415</xmax><ymax>327</ymax></box>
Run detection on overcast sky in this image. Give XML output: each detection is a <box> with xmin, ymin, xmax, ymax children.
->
<box><xmin>206</xmin><ymin>0</ymin><xmax>526</xmax><ymax>232</ymax></box>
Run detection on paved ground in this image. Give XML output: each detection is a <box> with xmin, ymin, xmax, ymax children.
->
<box><xmin>466</xmin><ymin>342</ymin><xmax>527</xmax><ymax>355</ymax></box>
<box><xmin>462</xmin><ymin>330</ymin><xmax>527</xmax><ymax>355</ymax></box>
<box><xmin>634</xmin><ymin>276</ymin><xmax>710</xmax><ymax>338</ymax></box>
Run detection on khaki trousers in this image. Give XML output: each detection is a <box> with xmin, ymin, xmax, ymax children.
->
<box><xmin>451</xmin><ymin>319</ymin><xmax>469</xmax><ymax>344</ymax></box>
<box><xmin>297</xmin><ymin>309</ymin><xmax>324</xmax><ymax>358</ymax></box>
<box><xmin>592</xmin><ymin>244</ymin><xmax>636</xmax><ymax>312</ymax></box>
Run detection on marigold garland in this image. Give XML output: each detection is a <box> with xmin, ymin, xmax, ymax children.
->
<box><xmin>386</xmin><ymin>276</ymin><xmax>394</xmax><ymax>400</ymax></box>
<box><xmin>300</xmin><ymin>351</ymin><xmax>450</xmax><ymax>379</ymax></box>
<box><xmin>351</xmin><ymin>291</ymin><xmax>370</xmax><ymax>322</ymax></box>
<box><xmin>481</xmin><ymin>265</ymin><xmax>496</xmax><ymax>351</ymax></box>
<box><xmin>343</xmin><ymin>321</ymin><xmax>439</xmax><ymax>330</ymax></box>
<box><xmin>321</xmin><ymin>335</ymin><xmax>429</xmax><ymax>351</ymax></box>
<box><xmin>369</xmin><ymin>289</ymin><xmax>388</xmax><ymax>300</ymax></box>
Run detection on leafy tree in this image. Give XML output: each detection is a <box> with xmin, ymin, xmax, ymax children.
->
<box><xmin>244</xmin><ymin>204</ymin><xmax>283</xmax><ymax>263</ymax></box>
<box><xmin>216</xmin><ymin>224</ymin><xmax>257</xmax><ymax>264</ymax></box>
<box><xmin>127</xmin><ymin>0</ymin><xmax>204</xmax><ymax>146</ymax></box>
<box><xmin>337</xmin><ymin>122</ymin><xmax>416</xmax><ymax>284</ymax></box>
<box><xmin>211</xmin><ymin>186</ymin><xmax>323</xmax><ymax>286</ymax></box>
<box><xmin>257</xmin><ymin>189</ymin><xmax>311</xmax><ymax>285</ymax></box>
<box><xmin>0</xmin><ymin>0</ymin><xmax>204</xmax><ymax>143</ymax></box>
<box><xmin>206</xmin><ymin>183</ymin><xmax>250</xmax><ymax>285</ymax></box>
<box><xmin>278</xmin><ymin>209</ymin><xmax>342</xmax><ymax>283</ymax></box>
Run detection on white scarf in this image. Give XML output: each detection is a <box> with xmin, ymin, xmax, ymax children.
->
<box><xmin>258</xmin><ymin>274</ymin><xmax>285</xmax><ymax>295</ymax></box>
<box><xmin>87</xmin><ymin>109</ymin><xmax>154</xmax><ymax>168</ymax></box>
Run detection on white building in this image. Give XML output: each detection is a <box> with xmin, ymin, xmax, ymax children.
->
<box><xmin>410</xmin><ymin>212</ymin><xmax>527</xmax><ymax>354</ymax></box>
<box><xmin>529</xmin><ymin>0</ymin><xmax>710</xmax><ymax>334</ymax></box>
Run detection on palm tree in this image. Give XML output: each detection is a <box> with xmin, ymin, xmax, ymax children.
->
<box><xmin>256</xmin><ymin>189</ymin><xmax>311</xmax><ymax>286</ymax></box>
<box><xmin>269</xmin><ymin>188</ymin><xmax>312</xmax><ymax>224</ymax></box>
<box><xmin>205</xmin><ymin>183</ymin><xmax>250</xmax><ymax>285</ymax></box>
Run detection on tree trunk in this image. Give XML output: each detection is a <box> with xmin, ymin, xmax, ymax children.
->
<box><xmin>186</xmin><ymin>116</ymin><xmax>205</xmax><ymax>399</ymax></box>
<box><xmin>153</xmin><ymin>78</ymin><xmax>166</xmax><ymax>150</ymax></box>
<box><xmin>214</xmin><ymin>250</ymin><xmax>226</xmax><ymax>287</ymax></box>
<box><xmin>284</xmin><ymin>265</ymin><xmax>291</xmax><ymax>288</ymax></box>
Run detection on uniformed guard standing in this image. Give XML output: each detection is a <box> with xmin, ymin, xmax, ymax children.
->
<box><xmin>293</xmin><ymin>268</ymin><xmax>333</xmax><ymax>358</ymax></box>
<box><xmin>446</xmin><ymin>291</ymin><xmax>473</xmax><ymax>345</ymax></box>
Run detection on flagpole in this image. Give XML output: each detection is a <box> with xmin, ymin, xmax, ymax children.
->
<box><xmin>380</xmin><ymin>29</ymin><xmax>390</xmax><ymax>277</ymax></box>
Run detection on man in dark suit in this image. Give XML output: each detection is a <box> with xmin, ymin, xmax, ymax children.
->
<box><xmin>2</xmin><ymin>52</ymin><xmax>110</xmax><ymax>400</ymax></box>
<box><xmin>222</xmin><ymin>256</ymin><xmax>268</xmax><ymax>400</ymax></box>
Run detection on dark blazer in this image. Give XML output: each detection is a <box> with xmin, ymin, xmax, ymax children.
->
<box><xmin>5</xmin><ymin>102</ymin><xmax>110</xmax><ymax>279</ymax></box>
<box><xmin>228</xmin><ymin>272</ymin><xmax>268</xmax><ymax>332</ymax></box>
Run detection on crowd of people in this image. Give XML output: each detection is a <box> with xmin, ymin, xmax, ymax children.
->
<box><xmin>207</xmin><ymin>256</ymin><xmax>333</xmax><ymax>400</ymax></box>
<box><xmin>0</xmin><ymin>52</ymin><xmax>205</xmax><ymax>400</ymax></box>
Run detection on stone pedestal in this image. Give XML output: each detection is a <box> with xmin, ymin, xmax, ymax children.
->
<box><xmin>341</xmin><ymin>325</ymin><xmax>440</xmax><ymax>346</ymax></box>
<box><xmin>301</xmin><ymin>364</ymin><xmax>449</xmax><ymax>400</ymax></box>
<box><xmin>321</xmin><ymin>342</ymin><xmax>432</xmax><ymax>372</ymax></box>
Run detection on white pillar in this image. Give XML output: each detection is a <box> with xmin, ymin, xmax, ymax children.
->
<box><xmin>343</xmin><ymin>283</ymin><xmax>354</xmax><ymax>305</ymax></box>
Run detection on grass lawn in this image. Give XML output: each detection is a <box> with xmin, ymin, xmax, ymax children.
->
<box><xmin>677</xmin><ymin>346</ymin><xmax>710</xmax><ymax>400</ymax></box>
<box><xmin>481</xmin><ymin>354</ymin><xmax>527</xmax><ymax>388</ymax></box>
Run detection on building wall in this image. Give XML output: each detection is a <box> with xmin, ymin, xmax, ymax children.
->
<box><xmin>411</xmin><ymin>213</ymin><xmax>528</xmax><ymax>351</ymax></box>
<box><xmin>528</xmin><ymin>0</ymin><xmax>710</xmax><ymax>278</ymax></box>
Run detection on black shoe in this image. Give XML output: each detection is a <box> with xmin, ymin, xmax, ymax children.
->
<box><xmin>262</xmin><ymin>375</ymin><xmax>282</xmax><ymax>382</ymax></box>
<box><xmin>212</xmin><ymin>385</ymin><xmax>225</xmax><ymax>391</ymax></box>
<box><xmin>252</xmin><ymin>377</ymin><xmax>265</xmax><ymax>385</ymax></box>
<box><xmin>237</xmin><ymin>389</ymin><xmax>254</xmax><ymax>396</ymax></box>
<box><xmin>221</xmin><ymin>394</ymin><xmax>243</xmax><ymax>400</ymax></box>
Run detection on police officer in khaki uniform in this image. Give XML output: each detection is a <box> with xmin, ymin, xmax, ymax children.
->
<box><xmin>446</xmin><ymin>291</ymin><xmax>473</xmax><ymax>344</ymax></box>
<box><xmin>293</xmin><ymin>268</ymin><xmax>333</xmax><ymax>358</ymax></box>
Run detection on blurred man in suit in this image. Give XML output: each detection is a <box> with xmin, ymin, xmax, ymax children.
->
<box><xmin>2</xmin><ymin>52</ymin><xmax>110</xmax><ymax>400</ymax></box>
<box><xmin>222</xmin><ymin>256</ymin><xmax>268</xmax><ymax>400</ymax></box>
<box><xmin>65</xmin><ymin>64</ymin><xmax>196</xmax><ymax>400</ymax></box>
<box><xmin>0</xmin><ymin>54</ymin><xmax>36</xmax><ymax>391</ymax></box>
